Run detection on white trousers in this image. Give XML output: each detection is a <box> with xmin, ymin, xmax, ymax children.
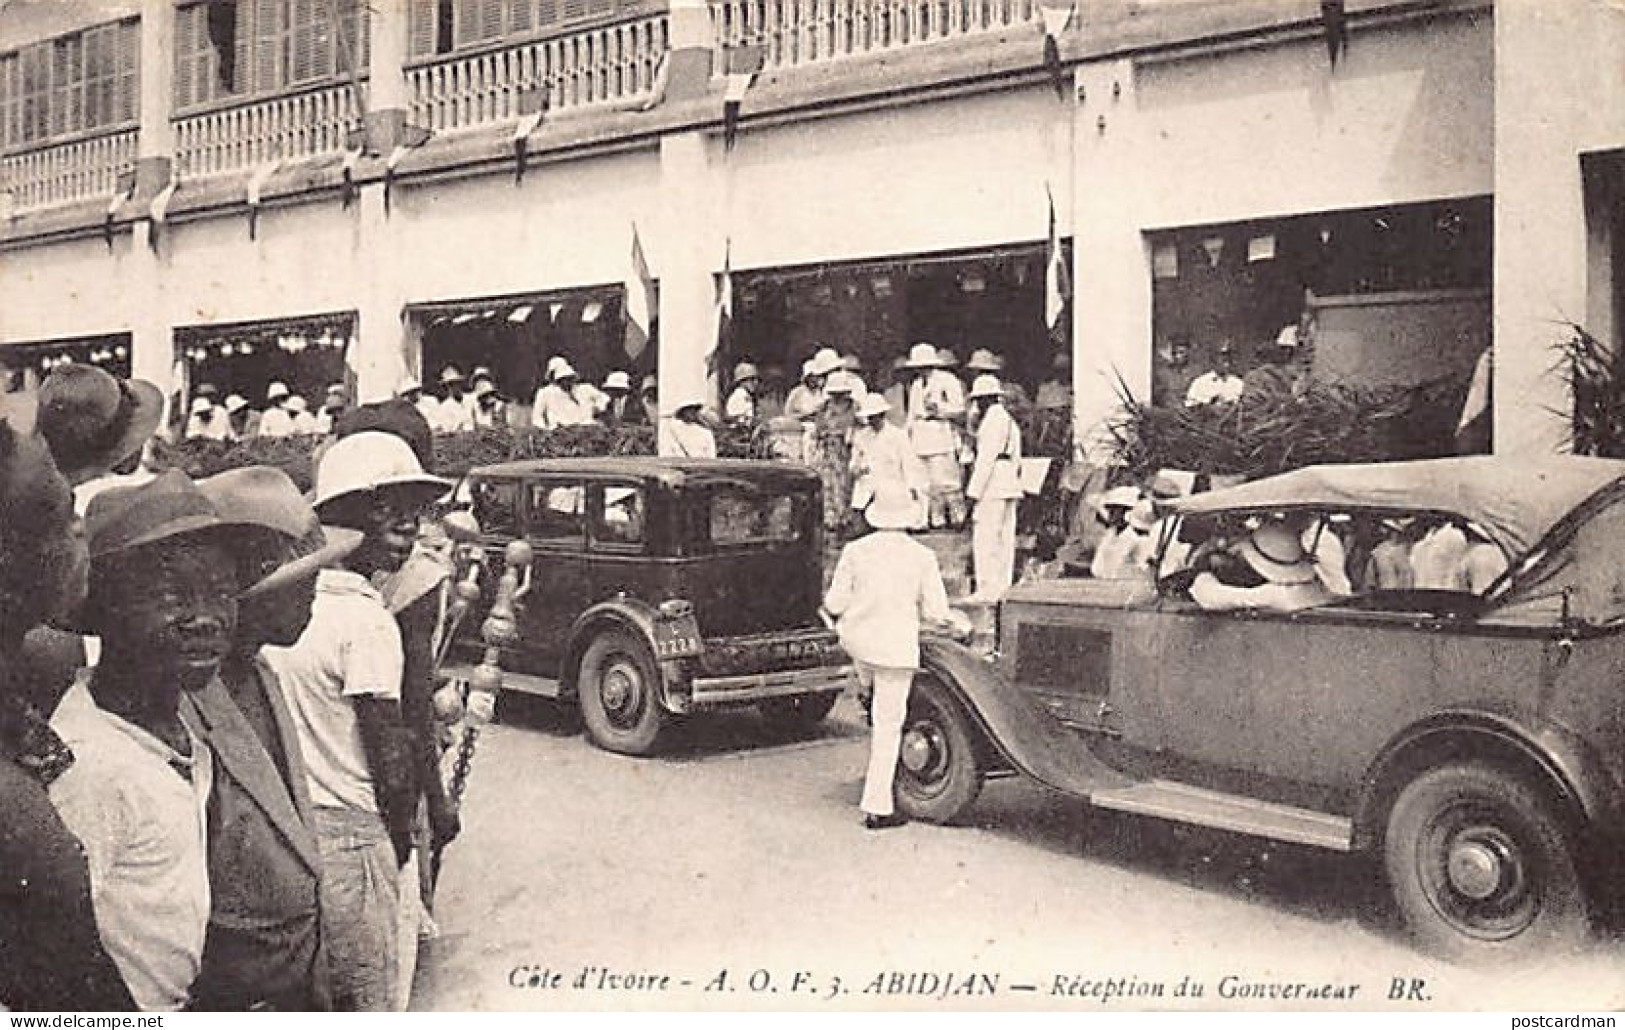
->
<box><xmin>971</xmin><ymin>497</ymin><xmax>1018</xmax><ymax>600</ymax></box>
<box><xmin>858</xmin><ymin>662</ymin><xmax>914</xmax><ymax>817</ymax></box>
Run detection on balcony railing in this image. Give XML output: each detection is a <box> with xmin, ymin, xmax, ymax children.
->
<box><xmin>712</xmin><ymin>0</ymin><xmax>1039</xmax><ymax>69</ymax></box>
<box><xmin>407</xmin><ymin>13</ymin><xmax>670</xmax><ymax>134</ymax></box>
<box><xmin>174</xmin><ymin>81</ymin><xmax>366</xmax><ymax>180</ymax></box>
<box><xmin>2</xmin><ymin>127</ymin><xmax>139</xmax><ymax>214</ymax></box>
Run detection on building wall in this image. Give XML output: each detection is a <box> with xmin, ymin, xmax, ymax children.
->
<box><xmin>1071</xmin><ymin>12</ymin><xmax>1495</xmax><ymax>453</ymax></box>
<box><xmin>1494</xmin><ymin>0</ymin><xmax>1625</xmax><ymax>456</ymax></box>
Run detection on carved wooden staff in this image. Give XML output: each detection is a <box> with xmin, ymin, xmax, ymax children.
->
<box><xmin>431</xmin><ymin>539</ymin><xmax>533</xmax><ymax>886</ymax></box>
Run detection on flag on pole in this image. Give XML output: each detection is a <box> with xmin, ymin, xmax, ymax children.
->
<box><xmin>624</xmin><ymin>224</ymin><xmax>655</xmax><ymax>361</ymax></box>
<box><xmin>1044</xmin><ymin>185</ymin><xmax>1071</xmax><ymax>335</ymax></box>
<box><xmin>1454</xmin><ymin>346</ymin><xmax>1492</xmax><ymax>453</ymax></box>
<box><xmin>706</xmin><ymin>240</ymin><xmax>732</xmax><ymax>379</ymax></box>
<box><xmin>722</xmin><ymin>46</ymin><xmax>765</xmax><ymax>151</ymax></box>
<box><xmin>167</xmin><ymin>355</ymin><xmax>190</xmax><ymax>441</ymax></box>
<box><xmin>1039</xmin><ymin>1</ymin><xmax>1074</xmax><ymax>101</ymax></box>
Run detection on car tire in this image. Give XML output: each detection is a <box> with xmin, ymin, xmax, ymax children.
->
<box><xmin>578</xmin><ymin>628</ymin><xmax>668</xmax><ymax>756</ymax></box>
<box><xmin>757</xmin><ymin>691</ymin><xmax>839</xmax><ymax>733</ymax></box>
<box><xmin>1384</xmin><ymin>762</ymin><xmax>1590</xmax><ymax>962</ymax></box>
<box><xmin>894</xmin><ymin>672</ymin><xmax>983</xmax><ymax>825</ymax></box>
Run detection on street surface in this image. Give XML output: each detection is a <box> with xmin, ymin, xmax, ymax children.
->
<box><xmin>413</xmin><ymin>696</ymin><xmax>1625</xmax><ymax>1012</ymax></box>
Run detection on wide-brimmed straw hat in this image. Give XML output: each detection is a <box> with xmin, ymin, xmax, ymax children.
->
<box><xmin>36</xmin><ymin>364</ymin><xmax>164</xmax><ymax>479</ymax></box>
<box><xmin>809</xmin><ymin>348</ymin><xmax>843</xmax><ymax>376</ymax></box>
<box><xmin>199</xmin><ymin>467</ymin><xmax>363</xmax><ymax>599</ymax></box>
<box><xmin>1237</xmin><ymin>521</ymin><xmax>1316</xmax><ymax>585</ymax></box>
<box><xmin>604</xmin><ymin>370</ymin><xmax>632</xmax><ymax>392</ymax></box>
<box><xmin>864</xmin><ymin>484</ymin><xmax>923</xmax><ymax>531</ymax></box>
<box><xmin>968</xmin><ymin>374</ymin><xmax>1003</xmax><ymax>400</ymax></box>
<box><xmin>312</xmin><ymin>431</ymin><xmax>451</xmax><ymax>514</ymax></box>
<box><xmin>903</xmin><ymin>342</ymin><xmax>943</xmax><ymax>369</ymax></box>
<box><xmin>856</xmin><ymin>394</ymin><xmax>891</xmax><ymax>420</ymax></box>
<box><xmin>966</xmin><ymin>348</ymin><xmax>1004</xmax><ymax>373</ymax></box>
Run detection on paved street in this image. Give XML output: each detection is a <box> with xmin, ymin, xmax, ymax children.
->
<box><xmin>413</xmin><ymin>696</ymin><xmax>1625</xmax><ymax>1012</ymax></box>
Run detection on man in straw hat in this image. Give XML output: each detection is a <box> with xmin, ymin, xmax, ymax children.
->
<box><xmin>48</xmin><ymin>471</ymin><xmax>273</xmax><ymax>1011</ymax></box>
<box><xmin>599</xmin><ymin>370</ymin><xmax>635</xmax><ymax>427</ymax></box>
<box><xmin>187</xmin><ymin>467</ymin><xmax>363</xmax><ymax>1011</ymax></box>
<box><xmin>429</xmin><ymin>368</ymin><xmax>473</xmax><ymax>435</ymax></box>
<box><xmin>823</xmin><ymin>484</ymin><xmax>964</xmax><ymax>830</ymax></box>
<box><xmin>258</xmin><ymin>382</ymin><xmax>297</xmax><ymax>439</ymax></box>
<box><xmin>531</xmin><ymin>359</ymin><xmax>594</xmax><ymax>432</ymax></box>
<box><xmin>902</xmin><ymin>342</ymin><xmax>967</xmax><ymax>529</ymax></box>
<box><xmin>0</xmin><ymin>402</ymin><xmax>134</xmax><ymax>1012</ymax></box>
<box><xmin>36</xmin><ymin>362</ymin><xmax>164</xmax><ymax>514</ymax></box>
<box><xmin>263</xmin><ymin>433</ymin><xmax>448</xmax><ymax>1011</ymax></box>
<box><xmin>965</xmin><ymin>349</ymin><xmax>1028</xmax><ymax>408</ymax></box>
<box><xmin>785</xmin><ymin>349</ymin><xmax>838</xmax><ymax>423</ymax></box>
<box><xmin>724</xmin><ymin>362</ymin><xmax>760</xmax><ymax>426</ymax></box>
<box><xmin>665</xmin><ymin>398</ymin><xmax>717</xmax><ymax>458</ymax></box>
<box><xmin>965</xmin><ymin>374</ymin><xmax>1024</xmax><ymax>601</ymax></box>
<box><xmin>1187</xmin><ymin>516</ymin><xmax>1333</xmax><ymax>613</ymax></box>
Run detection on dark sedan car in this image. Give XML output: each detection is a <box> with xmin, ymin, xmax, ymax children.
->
<box><xmin>895</xmin><ymin>456</ymin><xmax>1625</xmax><ymax>962</ymax></box>
<box><xmin>446</xmin><ymin>457</ymin><xmax>850</xmax><ymax>755</ymax></box>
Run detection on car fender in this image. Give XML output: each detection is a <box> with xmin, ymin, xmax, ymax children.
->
<box><xmin>1355</xmin><ymin>708</ymin><xmax>1624</xmax><ymax>850</ymax></box>
<box><xmin>919</xmin><ymin>638</ymin><xmax>1136</xmax><ymax>798</ymax></box>
<box><xmin>564</xmin><ymin>598</ymin><xmax>687</xmax><ymax>708</ymax></box>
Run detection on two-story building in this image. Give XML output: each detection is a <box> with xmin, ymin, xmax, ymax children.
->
<box><xmin>1</xmin><ymin>0</ymin><xmax>1621</xmax><ymax>457</ymax></box>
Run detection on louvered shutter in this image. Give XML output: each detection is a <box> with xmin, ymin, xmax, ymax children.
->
<box><xmin>407</xmin><ymin>0</ymin><xmax>438</xmax><ymax>59</ymax></box>
<box><xmin>334</xmin><ymin>0</ymin><xmax>366</xmax><ymax>77</ymax></box>
<box><xmin>509</xmin><ymin>0</ymin><xmax>534</xmax><ymax>34</ymax></box>
<box><xmin>454</xmin><ymin>0</ymin><xmax>504</xmax><ymax>47</ymax></box>
<box><xmin>50</xmin><ymin>34</ymin><xmax>80</xmax><ymax>138</ymax></box>
<box><xmin>173</xmin><ymin>5</ymin><xmax>196</xmax><ymax>111</ymax></box>
<box><xmin>82</xmin><ymin>25</ymin><xmax>107</xmax><ymax>128</ymax></box>
<box><xmin>116</xmin><ymin>19</ymin><xmax>138</xmax><ymax>122</ymax></box>
<box><xmin>22</xmin><ymin>43</ymin><xmax>49</xmax><ymax>143</ymax></box>
<box><xmin>1</xmin><ymin>54</ymin><xmax>17</xmax><ymax>150</ymax></box>
<box><xmin>252</xmin><ymin>0</ymin><xmax>286</xmax><ymax>95</ymax></box>
<box><xmin>535</xmin><ymin>0</ymin><xmax>559</xmax><ymax>28</ymax></box>
<box><xmin>233</xmin><ymin>0</ymin><xmax>254</xmax><ymax>95</ymax></box>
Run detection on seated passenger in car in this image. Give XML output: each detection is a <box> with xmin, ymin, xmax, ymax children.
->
<box><xmin>1185</xmin><ymin>518</ymin><xmax>1333</xmax><ymax>613</ymax></box>
<box><xmin>1411</xmin><ymin>517</ymin><xmax>1508</xmax><ymax>594</ymax></box>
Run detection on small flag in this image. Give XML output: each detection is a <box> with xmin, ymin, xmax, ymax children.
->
<box><xmin>247</xmin><ymin>158</ymin><xmax>281</xmax><ymax>240</ymax></box>
<box><xmin>104</xmin><ymin>176</ymin><xmax>135</xmax><ymax>249</ymax></box>
<box><xmin>384</xmin><ymin>145</ymin><xmax>411</xmax><ymax>215</ymax></box>
<box><xmin>148</xmin><ymin>180</ymin><xmax>178</xmax><ymax>252</ymax></box>
<box><xmin>623</xmin><ymin>224</ymin><xmax>655</xmax><ymax>361</ymax></box>
<box><xmin>707</xmin><ymin>240</ymin><xmax>733</xmax><ymax>379</ymax></box>
<box><xmin>722</xmin><ymin>46</ymin><xmax>765</xmax><ymax>151</ymax></box>
<box><xmin>512</xmin><ymin>102</ymin><xmax>547</xmax><ymax>185</ymax></box>
<box><xmin>342</xmin><ymin>326</ymin><xmax>363</xmax><ymax>404</ymax></box>
<box><xmin>1039</xmin><ymin>1</ymin><xmax>1074</xmax><ymax>101</ymax></box>
<box><xmin>1321</xmin><ymin>0</ymin><xmax>1347</xmax><ymax>66</ymax></box>
<box><xmin>167</xmin><ymin>356</ymin><xmax>190</xmax><ymax>439</ymax></box>
<box><xmin>341</xmin><ymin>146</ymin><xmax>363</xmax><ymax>208</ymax></box>
<box><xmin>1455</xmin><ymin>346</ymin><xmax>1492</xmax><ymax>453</ymax></box>
<box><xmin>1044</xmin><ymin>185</ymin><xmax>1071</xmax><ymax>334</ymax></box>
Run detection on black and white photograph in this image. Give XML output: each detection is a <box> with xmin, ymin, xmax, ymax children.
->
<box><xmin>2</xmin><ymin>0</ymin><xmax>1624</xmax><ymax>1015</ymax></box>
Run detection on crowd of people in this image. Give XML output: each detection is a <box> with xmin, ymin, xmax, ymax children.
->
<box><xmin>2</xmin><ymin>362</ymin><xmax>468</xmax><ymax>1012</ymax></box>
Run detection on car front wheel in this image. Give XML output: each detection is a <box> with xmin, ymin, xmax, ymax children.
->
<box><xmin>578</xmin><ymin>628</ymin><xmax>668</xmax><ymax>756</ymax></box>
<box><xmin>894</xmin><ymin>672</ymin><xmax>983</xmax><ymax>824</ymax></box>
<box><xmin>1384</xmin><ymin>762</ymin><xmax>1589</xmax><ymax>962</ymax></box>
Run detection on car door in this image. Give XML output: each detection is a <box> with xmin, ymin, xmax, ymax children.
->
<box><xmin>520</xmin><ymin>477</ymin><xmax>591</xmax><ymax>675</ymax></box>
<box><xmin>1118</xmin><ymin>604</ymin><xmax>1443</xmax><ymax>798</ymax></box>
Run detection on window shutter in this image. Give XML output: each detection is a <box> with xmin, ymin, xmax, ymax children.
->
<box><xmin>509</xmin><ymin>0</ymin><xmax>534</xmax><ymax>34</ymax></box>
<box><xmin>1</xmin><ymin>54</ymin><xmax>17</xmax><ymax>150</ymax></box>
<box><xmin>407</xmin><ymin>0</ymin><xmax>437</xmax><ymax>59</ymax></box>
<box><xmin>483</xmin><ymin>0</ymin><xmax>507</xmax><ymax>39</ymax></box>
<box><xmin>536</xmin><ymin>0</ymin><xmax>559</xmax><ymax>28</ymax></box>
<box><xmin>82</xmin><ymin>25</ymin><xmax>107</xmax><ymax>128</ymax></box>
<box><xmin>334</xmin><ymin>0</ymin><xmax>366</xmax><ymax>77</ymax></box>
<box><xmin>116</xmin><ymin>19</ymin><xmax>138</xmax><ymax>122</ymax></box>
<box><xmin>51</xmin><ymin>34</ymin><xmax>81</xmax><ymax>138</ymax></box>
<box><xmin>252</xmin><ymin>0</ymin><xmax>286</xmax><ymax>95</ymax></box>
<box><xmin>454</xmin><ymin>0</ymin><xmax>504</xmax><ymax>47</ymax></box>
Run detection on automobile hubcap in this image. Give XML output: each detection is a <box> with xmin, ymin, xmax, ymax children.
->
<box><xmin>901</xmin><ymin>722</ymin><xmax>947</xmax><ymax>783</ymax></box>
<box><xmin>1446</xmin><ymin>827</ymin><xmax>1520</xmax><ymax>903</ymax></box>
<box><xmin>600</xmin><ymin>659</ymin><xmax>643</xmax><ymax>727</ymax></box>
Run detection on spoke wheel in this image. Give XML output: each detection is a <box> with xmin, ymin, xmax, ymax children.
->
<box><xmin>1385</xmin><ymin>762</ymin><xmax>1589</xmax><ymax>962</ymax></box>
<box><xmin>578</xmin><ymin>629</ymin><xmax>667</xmax><ymax>756</ymax></box>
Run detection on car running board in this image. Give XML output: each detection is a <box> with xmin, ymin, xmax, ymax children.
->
<box><xmin>1088</xmin><ymin>779</ymin><xmax>1354</xmax><ymax>851</ymax></box>
<box><xmin>441</xmin><ymin>664</ymin><xmax>563</xmax><ymax>700</ymax></box>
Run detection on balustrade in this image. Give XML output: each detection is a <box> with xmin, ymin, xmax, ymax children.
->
<box><xmin>408</xmin><ymin>14</ymin><xmax>670</xmax><ymax>134</ymax></box>
<box><xmin>173</xmin><ymin>82</ymin><xmax>366</xmax><ymax>180</ymax></box>
<box><xmin>1</xmin><ymin>128</ymin><xmax>139</xmax><ymax>214</ymax></box>
<box><xmin>711</xmin><ymin>0</ymin><xmax>1037</xmax><ymax>68</ymax></box>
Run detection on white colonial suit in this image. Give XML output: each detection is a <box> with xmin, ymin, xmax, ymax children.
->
<box><xmin>824</xmin><ymin>529</ymin><xmax>954</xmax><ymax>817</ymax></box>
<box><xmin>966</xmin><ymin>400</ymin><xmax>1023</xmax><ymax>600</ymax></box>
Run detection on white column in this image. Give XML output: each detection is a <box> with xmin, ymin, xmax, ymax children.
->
<box><xmin>137</xmin><ymin>0</ymin><xmax>175</xmax><ymax>162</ymax></box>
<box><xmin>367</xmin><ymin>0</ymin><xmax>412</xmax><ymax>117</ymax></box>
<box><xmin>655</xmin><ymin>129</ymin><xmax>723</xmax><ymax>453</ymax></box>
<box><xmin>1071</xmin><ymin>58</ymin><xmax>1151</xmax><ymax>463</ymax></box>
<box><xmin>353</xmin><ymin>183</ymin><xmax>412</xmax><ymax>402</ymax></box>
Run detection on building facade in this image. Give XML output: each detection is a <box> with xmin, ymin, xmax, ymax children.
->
<box><xmin>1</xmin><ymin>0</ymin><xmax>1621</xmax><ymax>457</ymax></box>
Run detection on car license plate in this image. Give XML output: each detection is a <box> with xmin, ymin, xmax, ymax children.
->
<box><xmin>652</xmin><ymin>613</ymin><xmax>703</xmax><ymax>660</ymax></box>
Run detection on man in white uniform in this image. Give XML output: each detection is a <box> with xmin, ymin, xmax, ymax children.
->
<box><xmin>848</xmin><ymin>393</ymin><xmax>925</xmax><ymax>521</ymax></box>
<box><xmin>822</xmin><ymin>486</ymin><xmax>961</xmax><ymax>829</ymax></box>
<box><xmin>531</xmin><ymin>361</ymin><xmax>594</xmax><ymax>431</ymax></box>
<box><xmin>964</xmin><ymin>374</ymin><xmax>1023</xmax><ymax>600</ymax></box>
<box><xmin>258</xmin><ymin>383</ymin><xmax>296</xmax><ymax>438</ymax></box>
<box><xmin>724</xmin><ymin>363</ymin><xmax>759</xmax><ymax>426</ymax></box>
<box><xmin>903</xmin><ymin>342</ymin><xmax>967</xmax><ymax>529</ymax></box>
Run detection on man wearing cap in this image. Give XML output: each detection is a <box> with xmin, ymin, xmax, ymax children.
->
<box><xmin>263</xmin><ymin>433</ymin><xmax>447</xmax><ymax>1011</ymax></box>
<box><xmin>724</xmin><ymin>363</ymin><xmax>760</xmax><ymax>426</ymax></box>
<box><xmin>903</xmin><ymin>342</ymin><xmax>968</xmax><ymax>529</ymax></box>
<box><xmin>257</xmin><ymin>383</ymin><xmax>295</xmax><ymax>438</ymax></box>
<box><xmin>1184</xmin><ymin>342</ymin><xmax>1244</xmax><ymax>407</ymax></box>
<box><xmin>598</xmin><ymin>371</ymin><xmax>635</xmax><ymax>427</ymax></box>
<box><xmin>965</xmin><ymin>375</ymin><xmax>1024</xmax><ymax>600</ymax></box>
<box><xmin>49</xmin><ymin>471</ymin><xmax>262</xmax><ymax>1011</ymax></box>
<box><xmin>1187</xmin><ymin>518</ymin><xmax>1333</xmax><ymax>612</ymax></box>
<box><xmin>223</xmin><ymin>395</ymin><xmax>252</xmax><ymax>439</ymax></box>
<box><xmin>822</xmin><ymin>484</ymin><xmax>962</xmax><ymax>830</ymax></box>
<box><xmin>665</xmin><ymin>400</ymin><xmax>717</xmax><ymax>459</ymax></box>
<box><xmin>187</xmin><ymin>468</ymin><xmax>361</xmax><ymax>1011</ymax></box>
<box><xmin>849</xmin><ymin>393</ymin><xmax>925</xmax><ymax>523</ymax></box>
<box><xmin>531</xmin><ymin>360</ymin><xmax>594</xmax><ymax>432</ymax></box>
<box><xmin>0</xmin><ymin>408</ymin><xmax>135</xmax><ymax>1012</ymax></box>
